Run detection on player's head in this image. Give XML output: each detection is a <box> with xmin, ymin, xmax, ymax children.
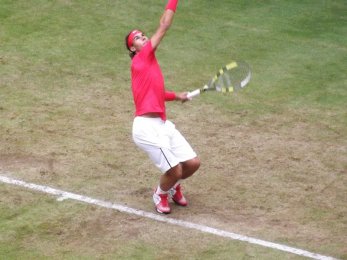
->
<box><xmin>125</xmin><ymin>29</ymin><xmax>149</xmax><ymax>58</ymax></box>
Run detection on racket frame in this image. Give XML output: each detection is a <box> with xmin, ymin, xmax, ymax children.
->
<box><xmin>187</xmin><ymin>61</ymin><xmax>250</xmax><ymax>99</ymax></box>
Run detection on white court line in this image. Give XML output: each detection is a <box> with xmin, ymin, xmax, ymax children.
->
<box><xmin>0</xmin><ymin>174</ymin><xmax>338</xmax><ymax>260</ymax></box>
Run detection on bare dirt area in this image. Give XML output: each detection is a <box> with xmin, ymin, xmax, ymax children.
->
<box><xmin>1</xmin><ymin>98</ymin><xmax>346</xmax><ymax>258</ymax></box>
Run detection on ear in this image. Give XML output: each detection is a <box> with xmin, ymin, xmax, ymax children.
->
<box><xmin>130</xmin><ymin>46</ymin><xmax>136</xmax><ymax>52</ymax></box>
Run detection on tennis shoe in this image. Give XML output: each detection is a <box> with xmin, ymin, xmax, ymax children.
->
<box><xmin>170</xmin><ymin>184</ymin><xmax>188</xmax><ymax>206</ymax></box>
<box><xmin>153</xmin><ymin>192</ymin><xmax>171</xmax><ymax>214</ymax></box>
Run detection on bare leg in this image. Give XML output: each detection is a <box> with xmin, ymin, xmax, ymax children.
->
<box><xmin>159</xmin><ymin>163</ymin><xmax>183</xmax><ymax>191</ymax></box>
<box><xmin>159</xmin><ymin>157</ymin><xmax>200</xmax><ymax>191</ymax></box>
<box><xmin>181</xmin><ymin>157</ymin><xmax>200</xmax><ymax>179</ymax></box>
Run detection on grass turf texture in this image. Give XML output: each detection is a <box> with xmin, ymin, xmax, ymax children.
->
<box><xmin>0</xmin><ymin>0</ymin><xmax>346</xmax><ymax>259</ymax></box>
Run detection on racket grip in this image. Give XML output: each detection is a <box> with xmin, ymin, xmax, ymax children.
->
<box><xmin>187</xmin><ymin>89</ymin><xmax>201</xmax><ymax>99</ymax></box>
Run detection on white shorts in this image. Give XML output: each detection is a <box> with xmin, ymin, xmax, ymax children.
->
<box><xmin>132</xmin><ymin>116</ymin><xmax>197</xmax><ymax>173</ymax></box>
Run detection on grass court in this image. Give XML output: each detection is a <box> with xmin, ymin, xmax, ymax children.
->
<box><xmin>0</xmin><ymin>0</ymin><xmax>346</xmax><ymax>259</ymax></box>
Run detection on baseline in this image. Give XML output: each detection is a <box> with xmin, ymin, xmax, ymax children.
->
<box><xmin>0</xmin><ymin>174</ymin><xmax>338</xmax><ymax>260</ymax></box>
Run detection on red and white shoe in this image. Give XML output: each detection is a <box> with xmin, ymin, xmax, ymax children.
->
<box><xmin>170</xmin><ymin>184</ymin><xmax>188</xmax><ymax>206</ymax></box>
<box><xmin>153</xmin><ymin>192</ymin><xmax>171</xmax><ymax>214</ymax></box>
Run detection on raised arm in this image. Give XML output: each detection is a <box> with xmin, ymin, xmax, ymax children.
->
<box><xmin>151</xmin><ymin>0</ymin><xmax>178</xmax><ymax>50</ymax></box>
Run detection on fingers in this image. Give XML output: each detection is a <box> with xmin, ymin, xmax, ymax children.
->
<box><xmin>176</xmin><ymin>92</ymin><xmax>190</xmax><ymax>103</ymax></box>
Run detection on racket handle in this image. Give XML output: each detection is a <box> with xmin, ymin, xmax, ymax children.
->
<box><xmin>187</xmin><ymin>89</ymin><xmax>201</xmax><ymax>99</ymax></box>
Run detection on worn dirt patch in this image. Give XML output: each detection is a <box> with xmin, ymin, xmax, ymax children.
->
<box><xmin>1</xmin><ymin>101</ymin><xmax>346</xmax><ymax>258</ymax></box>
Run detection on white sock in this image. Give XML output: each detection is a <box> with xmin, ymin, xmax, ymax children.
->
<box><xmin>173</xmin><ymin>181</ymin><xmax>180</xmax><ymax>189</ymax></box>
<box><xmin>156</xmin><ymin>185</ymin><xmax>168</xmax><ymax>195</ymax></box>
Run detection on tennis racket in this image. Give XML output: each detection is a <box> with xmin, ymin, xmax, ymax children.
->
<box><xmin>187</xmin><ymin>60</ymin><xmax>251</xmax><ymax>99</ymax></box>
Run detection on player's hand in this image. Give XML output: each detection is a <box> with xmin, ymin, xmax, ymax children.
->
<box><xmin>175</xmin><ymin>92</ymin><xmax>190</xmax><ymax>103</ymax></box>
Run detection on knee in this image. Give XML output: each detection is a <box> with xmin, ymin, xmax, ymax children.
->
<box><xmin>185</xmin><ymin>157</ymin><xmax>201</xmax><ymax>172</ymax></box>
<box><xmin>192</xmin><ymin>157</ymin><xmax>201</xmax><ymax>171</ymax></box>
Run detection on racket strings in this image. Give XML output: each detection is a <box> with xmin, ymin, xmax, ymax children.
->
<box><xmin>203</xmin><ymin>60</ymin><xmax>251</xmax><ymax>94</ymax></box>
<box><xmin>214</xmin><ymin>61</ymin><xmax>251</xmax><ymax>93</ymax></box>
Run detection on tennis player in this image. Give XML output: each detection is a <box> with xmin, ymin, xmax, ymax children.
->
<box><xmin>125</xmin><ymin>0</ymin><xmax>200</xmax><ymax>214</ymax></box>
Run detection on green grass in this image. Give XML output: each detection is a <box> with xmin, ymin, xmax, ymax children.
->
<box><xmin>1</xmin><ymin>0</ymin><xmax>346</xmax><ymax>259</ymax></box>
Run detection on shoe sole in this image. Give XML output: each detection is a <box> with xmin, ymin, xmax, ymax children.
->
<box><xmin>172</xmin><ymin>198</ymin><xmax>187</xmax><ymax>207</ymax></box>
<box><xmin>155</xmin><ymin>207</ymin><xmax>171</xmax><ymax>214</ymax></box>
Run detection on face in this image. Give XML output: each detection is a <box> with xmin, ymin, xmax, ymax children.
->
<box><xmin>130</xmin><ymin>32</ymin><xmax>149</xmax><ymax>53</ymax></box>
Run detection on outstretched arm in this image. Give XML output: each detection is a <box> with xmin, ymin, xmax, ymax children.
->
<box><xmin>151</xmin><ymin>0</ymin><xmax>178</xmax><ymax>50</ymax></box>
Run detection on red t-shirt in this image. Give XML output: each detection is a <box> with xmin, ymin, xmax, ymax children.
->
<box><xmin>131</xmin><ymin>42</ymin><xmax>175</xmax><ymax>121</ymax></box>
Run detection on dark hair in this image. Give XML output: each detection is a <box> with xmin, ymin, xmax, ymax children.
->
<box><xmin>125</xmin><ymin>31</ymin><xmax>136</xmax><ymax>59</ymax></box>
